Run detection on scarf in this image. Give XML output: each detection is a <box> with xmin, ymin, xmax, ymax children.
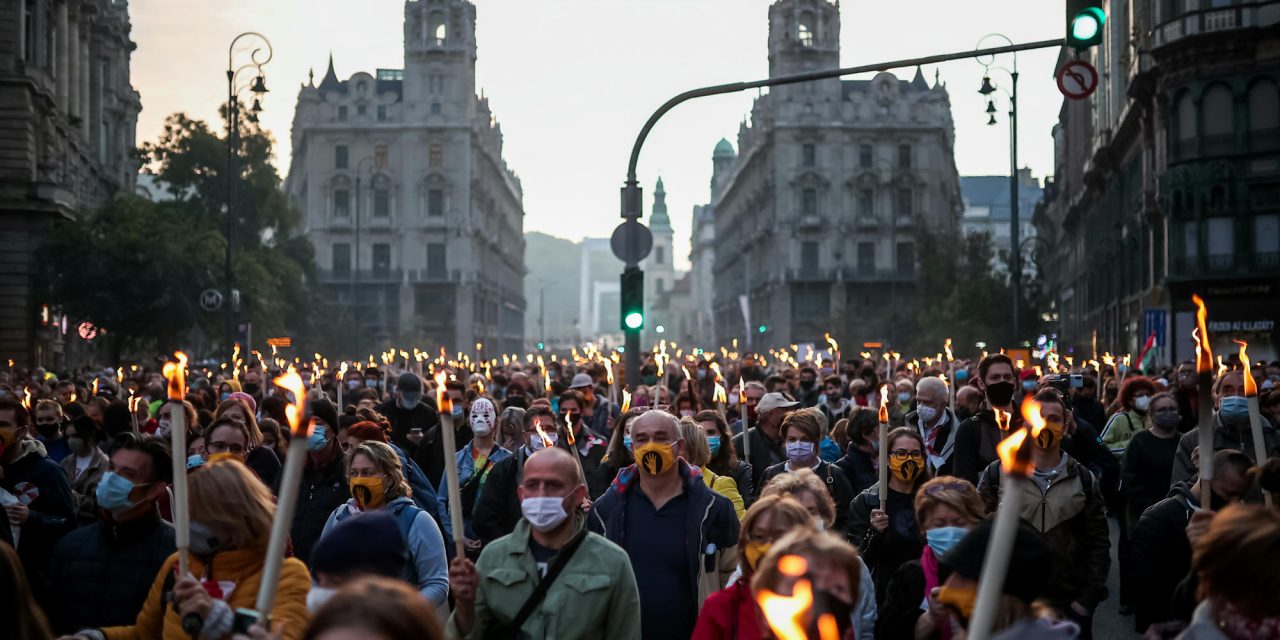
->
<box><xmin>920</xmin><ymin>545</ymin><xmax>951</xmax><ymax>640</ymax></box>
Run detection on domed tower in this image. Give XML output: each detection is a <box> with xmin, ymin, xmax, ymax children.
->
<box><xmin>711</xmin><ymin>137</ymin><xmax>736</xmax><ymax>203</ymax></box>
<box><xmin>644</xmin><ymin>177</ymin><xmax>676</xmax><ymax>303</ymax></box>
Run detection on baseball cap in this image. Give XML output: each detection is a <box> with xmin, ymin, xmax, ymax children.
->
<box><xmin>757</xmin><ymin>392</ymin><xmax>800</xmax><ymax>414</ymax></box>
<box><xmin>569</xmin><ymin>373</ymin><xmax>594</xmax><ymax>389</ymax></box>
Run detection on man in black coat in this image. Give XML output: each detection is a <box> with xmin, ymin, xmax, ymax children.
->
<box><xmin>951</xmin><ymin>354</ymin><xmax>1021</xmax><ymax>484</ymax></box>
<box><xmin>45</xmin><ymin>434</ymin><xmax>175</xmax><ymax>633</ymax></box>
<box><xmin>378</xmin><ymin>373</ymin><xmax>454</xmax><ymax>488</ymax></box>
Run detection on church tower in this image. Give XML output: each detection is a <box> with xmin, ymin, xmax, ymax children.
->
<box><xmin>767</xmin><ymin>0</ymin><xmax>841</xmax><ymax>103</ymax></box>
<box><xmin>644</xmin><ymin>177</ymin><xmax>676</xmax><ymax>303</ymax></box>
<box><xmin>402</xmin><ymin>0</ymin><xmax>477</xmax><ymax>124</ymax></box>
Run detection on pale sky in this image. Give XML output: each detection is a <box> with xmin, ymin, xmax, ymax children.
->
<box><xmin>130</xmin><ymin>0</ymin><xmax>1067</xmax><ymax>271</ymax></box>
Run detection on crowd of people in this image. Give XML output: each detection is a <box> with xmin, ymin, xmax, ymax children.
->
<box><xmin>1</xmin><ymin>347</ymin><xmax>1278</xmax><ymax>639</ymax></box>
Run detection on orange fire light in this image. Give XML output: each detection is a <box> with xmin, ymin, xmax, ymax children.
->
<box><xmin>1236</xmin><ymin>340</ymin><xmax>1257</xmax><ymax>398</ymax></box>
<box><xmin>434</xmin><ymin>371</ymin><xmax>453</xmax><ymax>415</ymax></box>
<box><xmin>1192</xmin><ymin>294</ymin><xmax>1213</xmax><ymax>374</ymax></box>
<box><xmin>274</xmin><ymin>368</ymin><xmax>311</xmax><ymax>437</ymax></box>
<box><xmin>757</xmin><ymin>554</ymin><xmax>812</xmax><ymax>640</ymax></box>
<box><xmin>162</xmin><ymin>352</ymin><xmax>188</xmax><ymax>401</ymax></box>
<box><xmin>878</xmin><ymin>385</ymin><xmax>890</xmax><ymax>423</ymax></box>
<box><xmin>994</xmin><ymin>407</ymin><xmax>1011</xmax><ymax>432</ymax></box>
<box><xmin>713</xmin><ymin>383</ymin><xmax>727</xmax><ymax>404</ymax></box>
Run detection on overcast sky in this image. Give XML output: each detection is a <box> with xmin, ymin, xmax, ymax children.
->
<box><xmin>131</xmin><ymin>0</ymin><xmax>1067</xmax><ymax>270</ymax></box>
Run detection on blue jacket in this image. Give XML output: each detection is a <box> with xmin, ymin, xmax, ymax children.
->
<box><xmin>437</xmin><ymin>441</ymin><xmax>511</xmax><ymax>540</ymax></box>
<box><xmin>589</xmin><ymin>460</ymin><xmax>740</xmax><ymax>609</ymax></box>
<box><xmin>322</xmin><ymin>496</ymin><xmax>450</xmax><ymax>607</ymax></box>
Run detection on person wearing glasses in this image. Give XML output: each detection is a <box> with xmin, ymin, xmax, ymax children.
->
<box><xmin>849</xmin><ymin>427</ymin><xmax>932</xmax><ymax>606</ymax></box>
<box><xmin>876</xmin><ymin>476</ymin><xmax>985</xmax><ymax>640</ymax></box>
<box><xmin>976</xmin><ymin>388</ymin><xmax>1110</xmax><ymax>639</ymax></box>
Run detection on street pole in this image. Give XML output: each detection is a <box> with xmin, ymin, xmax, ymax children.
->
<box><xmin>620</xmin><ymin>37</ymin><xmax>1062</xmax><ymax>382</ymax></box>
<box><xmin>1010</xmin><ymin>68</ymin><xmax>1021</xmax><ymax>346</ymax></box>
<box><xmin>224</xmin><ymin>73</ymin><xmax>236</xmax><ymax>364</ymax></box>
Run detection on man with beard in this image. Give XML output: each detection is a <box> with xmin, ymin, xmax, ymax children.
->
<box><xmin>951</xmin><ymin>354</ymin><xmax>1021</xmax><ymax>484</ymax></box>
<box><xmin>818</xmin><ymin>375</ymin><xmax>852</xmax><ymax>426</ymax></box>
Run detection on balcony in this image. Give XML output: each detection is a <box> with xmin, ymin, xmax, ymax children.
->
<box><xmin>316</xmin><ymin>268</ymin><xmax>402</xmax><ymax>284</ymax></box>
<box><xmin>1153</xmin><ymin>1</ymin><xmax>1280</xmax><ymax>49</ymax></box>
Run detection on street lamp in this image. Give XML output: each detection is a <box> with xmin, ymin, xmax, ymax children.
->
<box><xmin>225</xmin><ymin>32</ymin><xmax>272</xmax><ymax>362</ymax></box>
<box><xmin>976</xmin><ymin>33</ymin><xmax>1021</xmax><ymax>345</ymax></box>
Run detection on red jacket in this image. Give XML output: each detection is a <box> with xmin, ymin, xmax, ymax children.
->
<box><xmin>692</xmin><ymin>580</ymin><xmax>767</xmax><ymax>640</ymax></box>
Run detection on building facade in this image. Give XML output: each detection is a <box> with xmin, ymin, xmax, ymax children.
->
<box><xmin>710</xmin><ymin>0</ymin><xmax>962</xmax><ymax>351</ymax></box>
<box><xmin>960</xmin><ymin>171</ymin><xmax>1044</xmax><ymax>271</ymax></box>
<box><xmin>0</xmin><ymin>0</ymin><xmax>141</xmax><ymax>368</ymax></box>
<box><xmin>287</xmin><ymin>0</ymin><xmax>525</xmax><ymax>356</ymax></box>
<box><xmin>1035</xmin><ymin>0</ymin><xmax>1280</xmax><ymax>364</ymax></box>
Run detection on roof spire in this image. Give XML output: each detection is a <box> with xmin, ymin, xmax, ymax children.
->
<box><xmin>318</xmin><ymin>52</ymin><xmax>340</xmax><ymax>91</ymax></box>
<box><xmin>650</xmin><ymin>176</ymin><xmax>671</xmax><ymax>231</ymax></box>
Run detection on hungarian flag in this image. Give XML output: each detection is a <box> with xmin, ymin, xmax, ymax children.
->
<box><xmin>1138</xmin><ymin>331</ymin><xmax>1158</xmax><ymax>373</ymax></box>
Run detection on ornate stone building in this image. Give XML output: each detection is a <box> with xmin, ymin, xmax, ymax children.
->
<box><xmin>286</xmin><ymin>0</ymin><xmax>525</xmax><ymax>356</ymax></box>
<box><xmin>710</xmin><ymin>0</ymin><xmax>962</xmax><ymax>350</ymax></box>
<box><xmin>1034</xmin><ymin>0</ymin><xmax>1280</xmax><ymax>362</ymax></box>
<box><xmin>0</xmin><ymin>0</ymin><xmax>141</xmax><ymax>368</ymax></box>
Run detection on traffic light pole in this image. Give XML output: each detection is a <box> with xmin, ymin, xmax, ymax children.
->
<box><xmin>619</xmin><ymin>37</ymin><xmax>1064</xmax><ymax>388</ymax></box>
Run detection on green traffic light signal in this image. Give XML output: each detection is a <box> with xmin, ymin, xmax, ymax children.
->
<box><xmin>1066</xmin><ymin>1</ymin><xmax>1105</xmax><ymax>49</ymax></box>
<box><xmin>620</xmin><ymin>268</ymin><xmax>644</xmax><ymax>331</ymax></box>
<box><xmin>536</xmin><ymin>341</ymin><xmax>545</xmax><ymax>350</ymax></box>
<box><xmin>757</xmin><ymin>325</ymin><xmax>768</xmax><ymax>334</ymax></box>
<box><xmin>625</xmin><ymin>312</ymin><xmax>644</xmax><ymax>330</ymax></box>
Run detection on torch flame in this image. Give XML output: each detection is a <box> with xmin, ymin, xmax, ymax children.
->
<box><xmin>757</xmin><ymin>555</ymin><xmax>815</xmax><ymax>640</ymax></box>
<box><xmin>878</xmin><ymin>385</ymin><xmax>890</xmax><ymax>423</ymax></box>
<box><xmin>1192</xmin><ymin>294</ymin><xmax>1214</xmax><ymax>374</ymax></box>
<box><xmin>621</xmin><ymin>389</ymin><xmax>632</xmax><ymax>414</ymax></box>
<box><xmin>434</xmin><ymin>371</ymin><xmax>452</xmax><ymax>414</ymax></box>
<box><xmin>1021</xmin><ymin>397</ymin><xmax>1047</xmax><ymax>440</ymax></box>
<box><xmin>606</xmin><ymin>366</ymin><xmax>614</xmax><ymax>385</ymax></box>
<box><xmin>944</xmin><ymin>338</ymin><xmax>954</xmax><ymax>362</ymax></box>
<box><xmin>738</xmin><ymin>377</ymin><xmax>747</xmax><ymax>405</ymax></box>
<box><xmin>22</xmin><ymin>387</ymin><xmax>32</xmax><ymax>410</ymax></box>
<box><xmin>564</xmin><ymin>412</ymin><xmax>576</xmax><ymax>447</ymax></box>
<box><xmin>533</xmin><ymin>422</ymin><xmax>555</xmax><ymax>449</ymax></box>
<box><xmin>682</xmin><ymin>366</ymin><xmax>693</xmax><ymax>381</ymax></box>
<box><xmin>713</xmin><ymin>383</ymin><xmax>727</xmax><ymax>404</ymax></box>
<box><xmin>996</xmin><ymin>428</ymin><xmax>1029</xmax><ymax>475</ymax></box>
<box><xmin>92</xmin><ymin>378</ymin><xmax>100</xmax><ymax>396</ymax></box>
<box><xmin>994</xmin><ymin>408</ymin><xmax>1011</xmax><ymax>432</ymax></box>
<box><xmin>162</xmin><ymin>352</ymin><xmax>189</xmax><ymax>401</ymax></box>
<box><xmin>274</xmin><ymin>368</ymin><xmax>310</xmax><ymax>436</ymax></box>
<box><xmin>824</xmin><ymin>332</ymin><xmax>839</xmax><ymax>354</ymax></box>
<box><xmin>1217</xmin><ymin>355</ymin><xmax>1227</xmax><ymax>380</ymax></box>
<box><xmin>1236</xmin><ymin>340</ymin><xmax>1257</xmax><ymax>397</ymax></box>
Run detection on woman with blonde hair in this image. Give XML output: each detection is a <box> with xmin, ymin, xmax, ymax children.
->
<box><xmin>679</xmin><ymin>418</ymin><xmax>745</xmax><ymax>519</ymax></box>
<box><xmin>93</xmin><ymin>458</ymin><xmax>310</xmax><ymax>639</ymax></box>
<box><xmin>760</xmin><ymin>467</ymin><xmax>837</xmax><ymax>531</ymax></box>
<box><xmin>320</xmin><ymin>441</ymin><xmax>449</xmax><ymax>608</ymax></box>
<box><xmin>692</xmin><ymin>496</ymin><xmax>814</xmax><ymax>639</ymax></box>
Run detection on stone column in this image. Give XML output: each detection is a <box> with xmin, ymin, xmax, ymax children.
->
<box><xmin>79</xmin><ymin>28</ymin><xmax>91</xmax><ymax>136</ymax></box>
<box><xmin>56</xmin><ymin>2</ymin><xmax>69</xmax><ymax>106</ymax></box>
<box><xmin>66</xmin><ymin>14</ymin><xmax>78</xmax><ymax>119</ymax></box>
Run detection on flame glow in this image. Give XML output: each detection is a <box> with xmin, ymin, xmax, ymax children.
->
<box><xmin>1236</xmin><ymin>340</ymin><xmax>1257</xmax><ymax>398</ymax></box>
<box><xmin>533</xmin><ymin>422</ymin><xmax>555</xmax><ymax>448</ymax></box>
<box><xmin>878</xmin><ymin>385</ymin><xmax>889</xmax><ymax>423</ymax></box>
<box><xmin>162</xmin><ymin>352</ymin><xmax>188</xmax><ymax>401</ymax></box>
<box><xmin>22</xmin><ymin>387</ymin><xmax>31</xmax><ymax>410</ymax></box>
<box><xmin>944</xmin><ymin>338</ymin><xmax>954</xmax><ymax>362</ymax></box>
<box><xmin>824</xmin><ymin>332</ymin><xmax>839</xmax><ymax>354</ymax></box>
<box><xmin>621</xmin><ymin>389</ymin><xmax>632</xmax><ymax>414</ymax></box>
<box><xmin>994</xmin><ymin>408</ymin><xmax>1011</xmax><ymax>432</ymax></box>
<box><xmin>757</xmin><ymin>554</ymin><xmax>814</xmax><ymax>640</ymax></box>
<box><xmin>274</xmin><ymin>368</ymin><xmax>310</xmax><ymax>436</ymax></box>
<box><xmin>713</xmin><ymin>383</ymin><xmax>727</xmax><ymax>404</ymax></box>
<box><xmin>1192</xmin><ymin>294</ymin><xmax>1214</xmax><ymax>374</ymax></box>
<box><xmin>434</xmin><ymin>371</ymin><xmax>453</xmax><ymax>415</ymax></box>
<box><xmin>92</xmin><ymin>378</ymin><xmax>99</xmax><ymax>395</ymax></box>
<box><xmin>996</xmin><ymin>428</ymin><xmax>1029</xmax><ymax>475</ymax></box>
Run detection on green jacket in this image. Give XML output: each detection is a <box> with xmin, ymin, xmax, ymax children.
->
<box><xmin>1101</xmin><ymin>409</ymin><xmax>1149</xmax><ymax>457</ymax></box>
<box><xmin>449</xmin><ymin>516</ymin><xmax>641</xmax><ymax>640</ymax></box>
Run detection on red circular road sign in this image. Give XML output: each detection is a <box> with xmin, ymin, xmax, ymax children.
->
<box><xmin>1056</xmin><ymin>60</ymin><xmax>1099</xmax><ymax>100</ymax></box>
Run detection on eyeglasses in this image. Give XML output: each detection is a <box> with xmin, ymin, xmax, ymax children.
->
<box><xmin>890</xmin><ymin>449</ymin><xmax>925</xmax><ymax>460</ymax></box>
<box><xmin>923</xmin><ymin>480</ymin><xmax>972</xmax><ymax>496</ymax></box>
<box><xmin>206</xmin><ymin>441</ymin><xmax>246</xmax><ymax>455</ymax></box>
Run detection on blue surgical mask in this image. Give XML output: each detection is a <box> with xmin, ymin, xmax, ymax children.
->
<box><xmin>187</xmin><ymin>454</ymin><xmax>205</xmax><ymax>470</ymax></box>
<box><xmin>897</xmin><ymin>391</ymin><xmax>912</xmax><ymax>404</ymax></box>
<box><xmin>220</xmin><ymin>392</ymin><xmax>231</xmax><ymax>402</ymax></box>
<box><xmin>1022</xmin><ymin>380</ymin><xmax>1037</xmax><ymax>391</ymax></box>
<box><xmin>95</xmin><ymin>471</ymin><xmax>142</xmax><ymax>514</ymax></box>
<box><xmin>451</xmin><ymin>406</ymin><xmax>465</xmax><ymax>420</ymax></box>
<box><xmin>925</xmin><ymin>526</ymin><xmax>969</xmax><ymax>557</ymax></box>
<box><xmin>623</xmin><ymin>435</ymin><xmax>632</xmax><ymax>450</ymax></box>
<box><xmin>707</xmin><ymin>435</ymin><xmax>721</xmax><ymax>456</ymax></box>
<box><xmin>307</xmin><ymin>424</ymin><xmax>329</xmax><ymax>452</ymax></box>
<box><xmin>955</xmin><ymin>370</ymin><xmax>969</xmax><ymax>382</ymax></box>
<box><xmin>1219</xmin><ymin>396</ymin><xmax>1250</xmax><ymax>426</ymax></box>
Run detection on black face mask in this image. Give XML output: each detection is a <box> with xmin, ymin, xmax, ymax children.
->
<box><xmin>243</xmin><ymin>383</ymin><xmax>260</xmax><ymax>395</ymax></box>
<box><xmin>505</xmin><ymin>396</ymin><xmax>528</xmax><ymax>410</ymax></box>
<box><xmin>800</xmin><ymin>380</ymin><xmax>815</xmax><ymax>391</ymax></box>
<box><xmin>36</xmin><ymin>423</ymin><xmax>61</xmax><ymax>439</ymax></box>
<box><xmin>955</xmin><ymin>408</ymin><xmax>975</xmax><ymax>423</ymax></box>
<box><xmin>985</xmin><ymin>381</ymin><xmax>1016</xmax><ymax>407</ymax></box>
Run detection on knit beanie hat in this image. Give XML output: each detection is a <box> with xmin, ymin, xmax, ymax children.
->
<box><xmin>309</xmin><ymin>398</ymin><xmax>340</xmax><ymax>431</ymax></box>
<box><xmin>310</xmin><ymin>511</ymin><xmax>408</xmax><ymax>579</ymax></box>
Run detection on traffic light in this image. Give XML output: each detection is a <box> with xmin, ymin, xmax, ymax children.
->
<box><xmin>536</xmin><ymin>341</ymin><xmax>545</xmax><ymax>351</ymax></box>
<box><xmin>1066</xmin><ymin>0</ymin><xmax>1105</xmax><ymax>50</ymax></box>
<box><xmin>757</xmin><ymin>324</ymin><xmax>768</xmax><ymax>334</ymax></box>
<box><xmin>620</xmin><ymin>267</ymin><xmax>644</xmax><ymax>331</ymax></box>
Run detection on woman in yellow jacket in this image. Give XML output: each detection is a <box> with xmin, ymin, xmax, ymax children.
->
<box><xmin>97</xmin><ymin>458</ymin><xmax>311</xmax><ymax>640</ymax></box>
<box><xmin>679</xmin><ymin>419</ymin><xmax>746</xmax><ymax>519</ymax></box>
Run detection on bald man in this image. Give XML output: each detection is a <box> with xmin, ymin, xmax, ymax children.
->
<box><xmin>908</xmin><ymin>377</ymin><xmax>959</xmax><ymax>476</ymax></box>
<box><xmin>589</xmin><ymin>411</ymin><xmax>739</xmax><ymax>640</ymax></box>
<box><xmin>449</xmin><ymin>447</ymin><xmax>640</xmax><ymax>639</ymax></box>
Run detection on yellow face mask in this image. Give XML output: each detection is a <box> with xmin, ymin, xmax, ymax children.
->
<box><xmin>744</xmin><ymin>542</ymin><xmax>772</xmax><ymax>571</ymax></box>
<box><xmin>1035</xmin><ymin>419</ymin><xmax>1065</xmax><ymax>450</ymax></box>
<box><xmin>938</xmin><ymin>585</ymin><xmax>977</xmax><ymax>620</ymax></box>
<box><xmin>205</xmin><ymin>452</ymin><xmax>240</xmax><ymax>465</ymax></box>
<box><xmin>350</xmin><ymin>476</ymin><xmax>386</xmax><ymax>511</ymax></box>
<box><xmin>633</xmin><ymin>441</ymin><xmax>676</xmax><ymax>476</ymax></box>
<box><xmin>889</xmin><ymin>453</ymin><xmax>924</xmax><ymax>483</ymax></box>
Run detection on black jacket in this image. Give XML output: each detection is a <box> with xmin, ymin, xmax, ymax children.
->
<box><xmin>834</xmin><ymin>446</ymin><xmax>878</xmax><ymax>497</ymax></box>
<box><xmin>877</xmin><ymin>559</ymin><xmax>952</xmax><ymax>640</ymax></box>
<box><xmin>761</xmin><ymin>460</ymin><xmax>854</xmax><ymax>533</ymax></box>
<box><xmin>44</xmin><ymin>509</ymin><xmax>176</xmax><ymax>633</ymax></box>
<box><xmin>376</xmin><ymin>399</ymin><xmax>444</xmax><ymax>484</ymax></box>
<box><xmin>731</xmin><ymin>427</ymin><xmax>784</xmax><ymax>491</ymax></box>
<box><xmin>1171</xmin><ymin>413</ymin><xmax>1280</xmax><ymax>485</ymax></box>
<box><xmin>290</xmin><ymin>452</ymin><xmax>350</xmax><ymax>564</ymax></box>
<box><xmin>1130</xmin><ymin>481</ymin><xmax>1198</xmax><ymax>630</ymax></box>
<box><xmin>1120</xmin><ymin>429</ymin><xmax>1180</xmax><ymax>526</ymax></box>
<box><xmin>848</xmin><ymin>483</ymin><xmax>922</xmax><ymax>605</ymax></box>
<box><xmin>951</xmin><ymin>407</ymin><xmax>1022</xmax><ymax>485</ymax></box>
<box><xmin>472</xmin><ymin>447</ymin><xmax>528</xmax><ymax>544</ymax></box>
<box><xmin>0</xmin><ymin>441</ymin><xmax>77</xmax><ymax>592</ymax></box>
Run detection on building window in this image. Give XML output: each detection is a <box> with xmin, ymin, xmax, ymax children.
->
<box><xmin>895</xmin><ymin>189</ymin><xmax>913</xmax><ymax>219</ymax></box>
<box><xmin>431</xmin><ymin>102</ymin><xmax>441</xmax><ymax>115</ymax></box>
<box><xmin>357</xmin><ymin>104</ymin><xmax>367</xmax><ymax>116</ymax></box>
<box><xmin>857</xmin><ymin>242</ymin><xmax>876</xmax><ymax>274</ymax></box>
<box><xmin>801</xmin><ymin>241</ymin><xmax>819</xmax><ymax>274</ymax></box>
<box><xmin>23</xmin><ymin>0</ymin><xmax>39</xmax><ymax>63</ymax></box>
<box><xmin>429</xmin><ymin>12</ymin><xmax>447</xmax><ymax>46</ymax></box>
<box><xmin>1256</xmin><ymin>214</ymin><xmax>1279</xmax><ymax>259</ymax></box>
<box><xmin>337</xmin><ymin>105</ymin><xmax>348</xmax><ymax>121</ymax></box>
<box><xmin>656</xmin><ymin>278</ymin><xmax>665</xmax><ymax>293</ymax></box>
<box><xmin>798</xmin><ymin>12</ymin><xmax>815</xmax><ymax>47</ymax></box>
<box><xmin>802</xmin><ymin>144</ymin><xmax>816</xmax><ymax>167</ymax></box>
<box><xmin>896</xmin><ymin>242</ymin><xmax>915</xmax><ymax>275</ymax></box>
<box><xmin>429</xmin><ymin>144</ymin><xmax>443</xmax><ymax>169</ymax></box>
<box><xmin>377</xmin><ymin>105</ymin><xmax>388</xmax><ymax>121</ymax></box>
<box><xmin>898</xmin><ymin>144</ymin><xmax>912</xmax><ymax>168</ymax></box>
<box><xmin>1202</xmin><ymin>85</ymin><xmax>1234</xmax><ymax>155</ymax></box>
<box><xmin>372</xmin><ymin>244</ymin><xmax>391</xmax><ymax>277</ymax></box>
<box><xmin>802</xmin><ymin>189</ymin><xmax>818</xmax><ymax>217</ymax></box>
<box><xmin>858</xmin><ymin>189</ymin><xmax>874</xmax><ymax>219</ymax></box>
<box><xmin>428</xmin><ymin>188</ymin><xmax>445</xmax><ymax>216</ymax></box>
<box><xmin>332</xmin><ymin>243</ymin><xmax>351</xmax><ymax>275</ymax></box>
<box><xmin>335</xmin><ymin>145</ymin><xmax>348</xmax><ymax>169</ymax></box>
<box><xmin>427</xmin><ymin>243</ymin><xmax>446</xmax><ymax>277</ymax></box>
<box><xmin>1183</xmin><ymin>221</ymin><xmax>1199</xmax><ymax>260</ymax></box>
<box><xmin>859</xmin><ymin>144</ymin><xmax>873</xmax><ymax>168</ymax></box>
<box><xmin>333</xmin><ymin>189</ymin><xmax>350</xmax><ymax>217</ymax></box>
<box><xmin>655</xmin><ymin>246</ymin><xmax>664</xmax><ymax>265</ymax></box>
<box><xmin>1207</xmin><ymin>217</ymin><xmax>1234</xmax><ymax>269</ymax></box>
<box><xmin>373</xmin><ymin>186</ymin><xmax>390</xmax><ymax>217</ymax></box>
<box><xmin>1249</xmin><ymin>80</ymin><xmax>1279</xmax><ymax>151</ymax></box>
<box><xmin>374</xmin><ymin>144</ymin><xmax>389</xmax><ymax>169</ymax></box>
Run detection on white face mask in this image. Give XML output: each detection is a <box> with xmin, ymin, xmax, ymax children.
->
<box><xmin>521</xmin><ymin>495</ymin><xmax>570</xmax><ymax>532</ymax></box>
<box><xmin>1134</xmin><ymin>395</ymin><xmax>1151</xmax><ymax>413</ymax></box>
<box><xmin>156</xmin><ymin>418</ymin><xmax>173</xmax><ymax>438</ymax></box>
<box><xmin>470</xmin><ymin>399</ymin><xmax>496</xmax><ymax>437</ymax></box>
<box><xmin>529</xmin><ymin>430</ymin><xmax>558</xmax><ymax>451</ymax></box>
<box><xmin>917</xmin><ymin>405</ymin><xmax>939</xmax><ymax>424</ymax></box>
<box><xmin>306</xmin><ymin>586</ymin><xmax>337</xmax><ymax>613</ymax></box>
